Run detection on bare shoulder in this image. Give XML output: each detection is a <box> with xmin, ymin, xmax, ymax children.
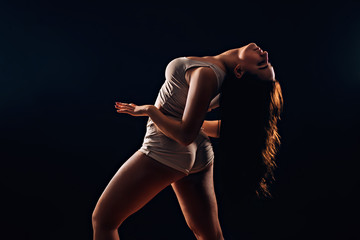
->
<box><xmin>185</xmin><ymin>66</ymin><xmax>217</xmax><ymax>86</ymax></box>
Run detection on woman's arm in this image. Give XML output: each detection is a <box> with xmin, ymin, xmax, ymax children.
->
<box><xmin>202</xmin><ymin>120</ymin><xmax>221</xmax><ymax>138</ymax></box>
<box><xmin>208</xmin><ymin>94</ymin><xmax>220</xmax><ymax>112</ymax></box>
<box><xmin>115</xmin><ymin>67</ymin><xmax>218</xmax><ymax>146</ymax></box>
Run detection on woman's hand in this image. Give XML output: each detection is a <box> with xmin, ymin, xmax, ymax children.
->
<box><xmin>115</xmin><ymin>102</ymin><xmax>152</xmax><ymax>117</ymax></box>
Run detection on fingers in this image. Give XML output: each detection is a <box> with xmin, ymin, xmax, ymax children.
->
<box><xmin>114</xmin><ymin>102</ymin><xmax>140</xmax><ymax>117</ymax></box>
<box><xmin>115</xmin><ymin>102</ymin><xmax>135</xmax><ymax>114</ymax></box>
<box><xmin>115</xmin><ymin>102</ymin><xmax>134</xmax><ymax>108</ymax></box>
<box><xmin>115</xmin><ymin>102</ymin><xmax>135</xmax><ymax>107</ymax></box>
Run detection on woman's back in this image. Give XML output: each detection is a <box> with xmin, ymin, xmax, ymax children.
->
<box><xmin>154</xmin><ymin>57</ymin><xmax>226</xmax><ymax>119</ymax></box>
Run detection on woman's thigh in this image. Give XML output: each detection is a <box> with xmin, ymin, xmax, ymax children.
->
<box><xmin>92</xmin><ymin>151</ymin><xmax>186</xmax><ymax>229</ymax></box>
<box><xmin>171</xmin><ymin>163</ymin><xmax>223</xmax><ymax>238</ymax></box>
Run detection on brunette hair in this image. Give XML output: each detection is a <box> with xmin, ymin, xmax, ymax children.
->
<box><xmin>218</xmin><ymin>72</ymin><xmax>283</xmax><ymax>198</ymax></box>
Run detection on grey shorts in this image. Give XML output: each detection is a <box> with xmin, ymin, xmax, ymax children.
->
<box><xmin>139</xmin><ymin>118</ymin><xmax>214</xmax><ymax>175</ymax></box>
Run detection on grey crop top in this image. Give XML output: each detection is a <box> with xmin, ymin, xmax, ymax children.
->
<box><xmin>154</xmin><ymin>57</ymin><xmax>226</xmax><ymax>119</ymax></box>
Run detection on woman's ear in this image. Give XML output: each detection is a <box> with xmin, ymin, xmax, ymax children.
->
<box><xmin>234</xmin><ymin>64</ymin><xmax>244</xmax><ymax>79</ymax></box>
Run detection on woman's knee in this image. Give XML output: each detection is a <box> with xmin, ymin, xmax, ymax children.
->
<box><xmin>187</xmin><ymin>222</ymin><xmax>223</xmax><ymax>240</ymax></box>
<box><xmin>191</xmin><ymin>230</ymin><xmax>224</xmax><ymax>240</ymax></box>
<box><xmin>92</xmin><ymin>205</ymin><xmax>123</xmax><ymax>232</ymax></box>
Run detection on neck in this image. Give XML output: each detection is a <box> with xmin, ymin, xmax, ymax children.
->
<box><xmin>213</xmin><ymin>48</ymin><xmax>241</xmax><ymax>74</ymax></box>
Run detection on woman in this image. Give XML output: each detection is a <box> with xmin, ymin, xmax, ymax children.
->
<box><xmin>92</xmin><ymin>42</ymin><xmax>283</xmax><ymax>240</ymax></box>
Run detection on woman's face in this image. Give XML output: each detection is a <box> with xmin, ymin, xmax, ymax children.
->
<box><xmin>238</xmin><ymin>43</ymin><xmax>275</xmax><ymax>81</ymax></box>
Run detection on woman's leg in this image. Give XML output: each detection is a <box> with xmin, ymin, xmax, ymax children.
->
<box><xmin>171</xmin><ymin>163</ymin><xmax>224</xmax><ymax>240</ymax></box>
<box><xmin>92</xmin><ymin>151</ymin><xmax>186</xmax><ymax>240</ymax></box>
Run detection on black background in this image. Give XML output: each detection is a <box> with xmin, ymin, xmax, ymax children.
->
<box><xmin>1</xmin><ymin>0</ymin><xmax>359</xmax><ymax>239</ymax></box>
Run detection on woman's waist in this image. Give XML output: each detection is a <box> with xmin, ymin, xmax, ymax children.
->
<box><xmin>156</xmin><ymin>103</ymin><xmax>182</xmax><ymax>119</ymax></box>
<box><xmin>145</xmin><ymin>115</ymin><xmax>210</xmax><ymax>145</ymax></box>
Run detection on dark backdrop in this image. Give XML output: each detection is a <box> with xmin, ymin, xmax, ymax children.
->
<box><xmin>1</xmin><ymin>1</ymin><xmax>359</xmax><ymax>239</ymax></box>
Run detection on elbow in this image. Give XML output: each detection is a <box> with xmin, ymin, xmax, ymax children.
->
<box><xmin>176</xmin><ymin>125</ymin><xmax>204</xmax><ymax>146</ymax></box>
<box><xmin>178</xmin><ymin>138</ymin><xmax>193</xmax><ymax>147</ymax></box>
<box><xmin>178</xmin><ymin>133</ymin><xmax>196</xmax><ymax>147</ymax></box>
<box><xmin>180</xmin><ymin>140</ymin><xmax>193</xmax><ymax>147</ymax></box>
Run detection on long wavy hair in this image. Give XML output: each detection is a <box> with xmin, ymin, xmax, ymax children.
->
<box><xmin>218</xmin><ymin>71</ymin><xmax>283</xmax><ymax>198</ymax></box>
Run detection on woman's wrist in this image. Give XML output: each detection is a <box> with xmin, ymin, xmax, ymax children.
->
<box><xmin>145</xmin><ymin>105</ymin><xmax>157</xmax><ymax>116</ymax></box>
